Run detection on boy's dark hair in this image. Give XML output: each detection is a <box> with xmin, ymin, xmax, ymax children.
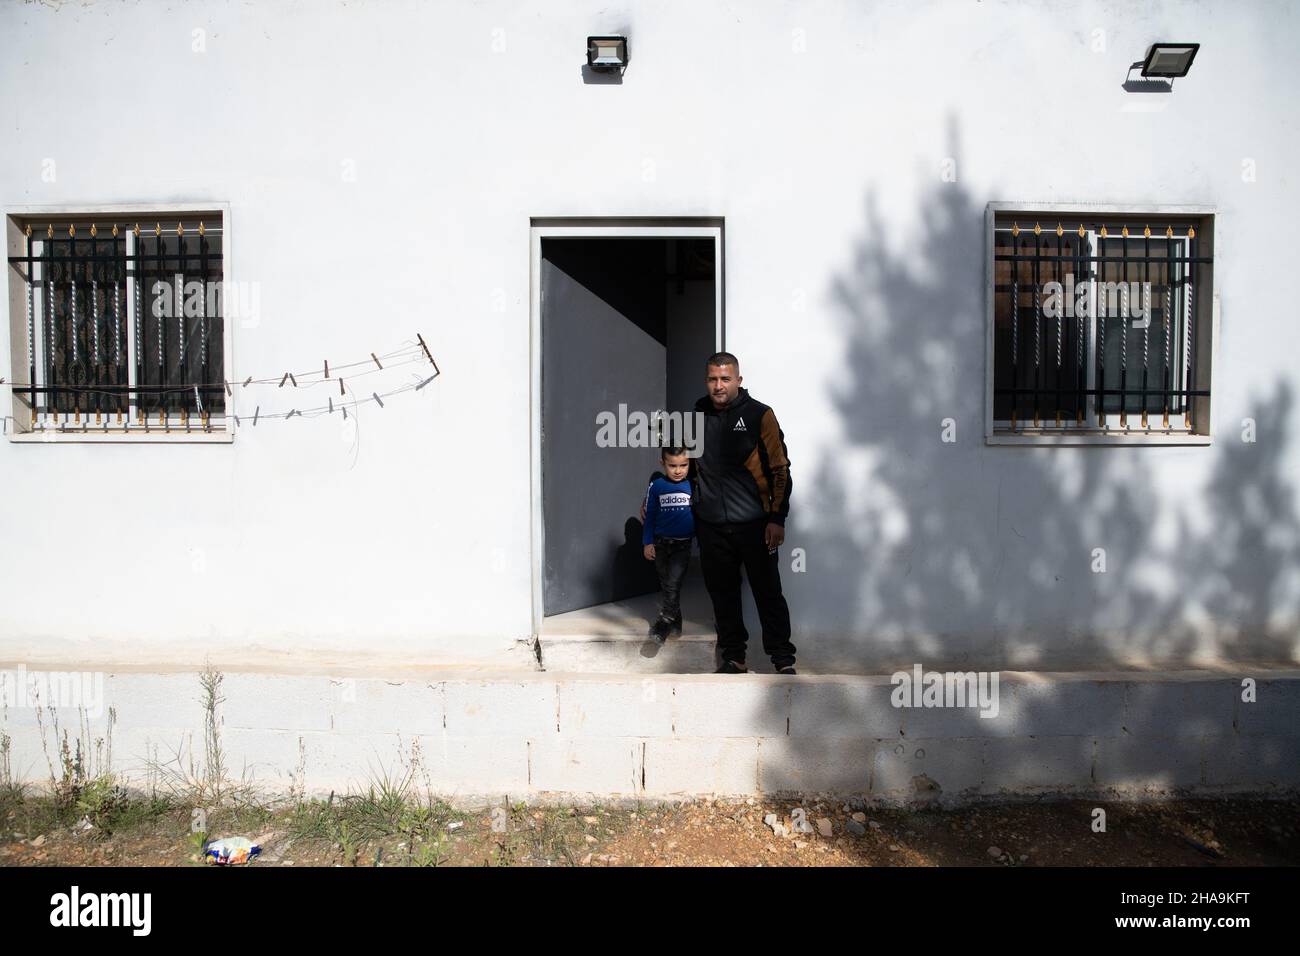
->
<box><xmin>660</xmin><ymin>446</ymin><xmax>690</xmax><ymax>460</ymax></box>
<box><xmin>705</xmin><ymin>351</ymin><xmax>740</xmax><ymax>374</ymax></box>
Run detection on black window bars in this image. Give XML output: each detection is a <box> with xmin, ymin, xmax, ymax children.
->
<box><xmin>8</xmin><ymin>218</ymin><xmax>224</xmax><ymax>433</ymax></box>
<box><xmin>992</xmin><ymin>218</ymin><xmax>1211</xmax><ymax>434</ymax></box>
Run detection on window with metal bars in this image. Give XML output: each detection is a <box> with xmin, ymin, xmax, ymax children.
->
<box><xmin>6</xmin><ymin>213</ymin><xmax>225</xmax><ymax>435</ymax></box>
<box><xmin>989</xmin><ymin>211</ymin><xmax>1214</xmax><ymax>440</ymax></box>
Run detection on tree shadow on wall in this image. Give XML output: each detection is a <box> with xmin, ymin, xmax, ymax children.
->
<box><xmin>791</xmin><ymin>118</ymin><xmax>1300</xmax><ymax>674</ymax></box>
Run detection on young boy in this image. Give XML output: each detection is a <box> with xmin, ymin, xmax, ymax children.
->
<box><xmin>642</xmin><ymin>446</ymin><xmax>694</xmax><ymax>643</ymax></box>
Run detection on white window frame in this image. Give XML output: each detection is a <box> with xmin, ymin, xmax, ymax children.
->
<box><xmin>984</xmin><ymin>202</ymin><xmax>1218</xmax><ymax>446</ymax></box>
<box><xmin>5</xmin><ymin>202</ymin><xmax>235</xmax><ymax>443</ymax></box>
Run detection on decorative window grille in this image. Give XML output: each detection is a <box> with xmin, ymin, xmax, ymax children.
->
<box><xmin>990</xmin><ymin>213</ymin><xmax>1213</xmax><ymax>438</ymax></box>
<box><xmin>7</xmin><ymin>214</ymin><xmax>225</xmax><ymax>434</ymax></box>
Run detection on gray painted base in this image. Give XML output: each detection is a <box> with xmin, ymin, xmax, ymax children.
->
<box><xmin>3</xmin><ymin>668</ymin><xmax>1296</xmax><ymax>807</ymax></box>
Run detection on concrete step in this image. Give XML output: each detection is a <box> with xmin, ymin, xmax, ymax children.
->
<box><xmin>540</xmin><ymin>633</ymin><xmax>717</xmax><ymax>674</ymax></box>
<box><xmin>539</xmin><ymin>568</ymin><xmax>722</xmax><ymax>673</ymax></box>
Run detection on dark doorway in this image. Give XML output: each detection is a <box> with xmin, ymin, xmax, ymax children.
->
<box><xmin>541</xmin><ymin>236</ymin><xmax>717</xmax><ymax>615</ymax></box>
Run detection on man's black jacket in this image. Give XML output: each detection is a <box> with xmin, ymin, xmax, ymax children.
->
<box><xmin>689</xmin><ymin>387</ymin><xmax>791</xmax><ymax>527</ymax></box>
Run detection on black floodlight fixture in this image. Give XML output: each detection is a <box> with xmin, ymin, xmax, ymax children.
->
<box><xmin>1140</xmin><ymin>43</ymin><xmax>1199</xmax><ymax>78</ymax></box>
<box><xmin>587</xmin><ymin>35</ymin><xmax>628</xmax><ymax>74</ymax></box>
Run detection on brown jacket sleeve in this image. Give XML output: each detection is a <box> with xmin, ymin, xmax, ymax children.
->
<box><xmin>757</xmin><ymin>407</ymin><xmax>791</xmax><ymax>525</ymax></box>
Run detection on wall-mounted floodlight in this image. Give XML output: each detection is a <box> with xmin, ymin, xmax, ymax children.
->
<box><xmin>587</xmin><ymin>35</ymin><xmax>628</xmax><ymax>74</ymax></box>
<box><xmin>1140</xmin><ymin>43</ymin><xmax>1199</xmax><ymax>78</ymax></box>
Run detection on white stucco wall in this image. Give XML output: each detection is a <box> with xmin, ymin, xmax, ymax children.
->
<box><xmin>2</xmin><ymin>0</ymin><xmax>1297</xmax><ymax>672</ymax></box>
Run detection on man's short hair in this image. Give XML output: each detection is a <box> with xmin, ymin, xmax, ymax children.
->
<box><xmin>705</xmin><ymin>351</ymin><xmax>740</xmax><ymax>374</ymax></box>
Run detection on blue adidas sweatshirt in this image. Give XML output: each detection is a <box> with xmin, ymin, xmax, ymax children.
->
<box><xmin>642</xmin><ymin>476</ymin><xmax>695</xmax><ymax>545</ymax></box>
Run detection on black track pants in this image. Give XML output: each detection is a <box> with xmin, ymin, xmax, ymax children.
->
<box><xmin>696</xmin><ymin>518</ymin><xmax>795</xmax><ymax>668</ymax></box>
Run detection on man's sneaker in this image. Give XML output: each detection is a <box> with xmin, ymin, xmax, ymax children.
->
<box><xmin>777</xmin><ymin>665</ymin><xmax>798</xmax><ymax>675</ymax></box>
<box><xmin>649</xmin><ymin>619</ymin><xmax>671</xmax><ymax>643</ymax></box>
<box><xmin>670</xmin><ymin>614</ymin><xmax>683</xmax><ymax>636</ymax></box>
<box><xmin>715</xmin><ymin>660</ymin><xmax>748</xmax><ymax>674</ymax></box>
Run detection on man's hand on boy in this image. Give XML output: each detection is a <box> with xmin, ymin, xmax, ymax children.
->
<box><xmin>643</xmin><ymin>543</ymin><xmax>655</xmax><ymax>561</ymax></box>
<box><xmin>765</xmin><ymin>522</ymin><xmax>785</xmax><ymax>551</ymax></box>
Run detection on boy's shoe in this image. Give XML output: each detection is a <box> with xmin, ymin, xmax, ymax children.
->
<box><xmin>670</xmin><ymin>614</ymin><xmax>683</xmax><ymax>636</ymax></box>
<box><xmin>715</xmin><ymin>659</ymin><xmax>748</xmax><ymax>674</ymax></box>
<box><xmin>777</xmin><ymin>665</ymin><xmax>798</xmax><ymax>675</ymax></box>
<box><xmin>649</xmin><ymin>619</ymin><xmax>672</xmax><ymax>643</ymax></box>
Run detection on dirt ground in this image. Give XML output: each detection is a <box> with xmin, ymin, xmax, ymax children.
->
<box><xmin>3</xmin><ymin>792</ymin><xmax>1298</xmax><ymax>867</ymax></box>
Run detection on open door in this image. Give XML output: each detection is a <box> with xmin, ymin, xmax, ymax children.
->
<box><xmin>531</xmin><ymin>222</ymin><xmax>722</xmax><ymax>621</ymax></box>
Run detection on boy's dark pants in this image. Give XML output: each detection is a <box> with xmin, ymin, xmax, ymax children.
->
<box><xmin>653</xmin><ymin>535</ymin><xmax>692</xmax><ymax>625</ymax></box>
<box><xmin>696</xmin><ymin>517</ymin><xmax>796</xmax><ymax>668</ymax></box>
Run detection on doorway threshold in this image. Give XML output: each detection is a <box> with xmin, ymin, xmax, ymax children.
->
<box><xmin>538</xmin><ymin>570</ymin><xmax>718</xmax><ymax>673</ymax></box>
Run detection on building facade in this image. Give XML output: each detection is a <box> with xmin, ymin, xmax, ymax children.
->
<box><xmin>3</xmin><ymin>0</ymin><xmax>1297</xmax><ymax>684</ymax></box>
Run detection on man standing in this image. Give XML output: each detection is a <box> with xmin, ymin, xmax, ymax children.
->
<box><xmin>691</xmin><ymin>352</ymin><xmax>796</xmax><ymax>674</ymax></box>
